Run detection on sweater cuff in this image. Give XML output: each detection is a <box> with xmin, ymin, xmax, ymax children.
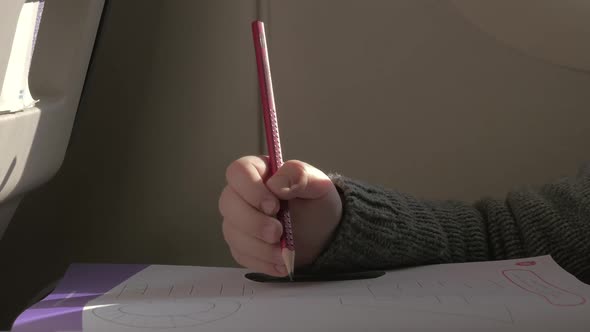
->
<box><xmin>308</xmin><ymin>173</ymin><xmax>423</xmax><ymax>272</ymax></box>
<box><xmin>307</xmin><ymin>172</ymin><xmax>477</xmax><ymax>273</ymax></box>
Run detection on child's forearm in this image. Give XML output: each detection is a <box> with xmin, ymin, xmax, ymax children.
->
<box><xmin>309</xmin><ymin>174</ymin><xmax>493</xmax><ymax>271</ymax></box>
<box><xmin>310</xmin><ymin>165</ymin><xmax>590</xmax><ymax>282</ymax></box>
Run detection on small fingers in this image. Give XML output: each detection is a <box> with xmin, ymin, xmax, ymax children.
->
<box><xmin>266</xmin><ymin>159</ymin><xmax>333</xmax><ymax>200</ymax></box>
<box><xmin>225</xmin><ymin>155</ymin><xmax>279</xmax><ymax>215</ymax></box>
<box><xmin>229</xmin><ymin>247</ymin><xmax>288</xmax><ymax>277</ymax></box>
<box><xmin>222</xmin><ymin>220</ymin><xmax>284</xmax><ymax>266</ymax></box>
<box><xmin>219</xmin><ymin>186</ymin><xmax>283</xmax><ymax>244</ymax></box>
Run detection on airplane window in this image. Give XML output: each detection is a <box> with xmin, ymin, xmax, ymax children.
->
<box><xmin>0</xmin><ymin>0</ymin><xmax>45</xmax><ymax>115</ymax></box>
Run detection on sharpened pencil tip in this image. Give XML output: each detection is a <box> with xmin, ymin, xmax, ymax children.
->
<box><xmin>281</xmin><ymin>248</ymin><xmax>296</xmax><ymax>281</ymax></box>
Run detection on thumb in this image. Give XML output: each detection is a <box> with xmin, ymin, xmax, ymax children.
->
<box><xmin>265</xmin><ymin>160</ymin><xmax>334</xmax><ymax>200</ymax></box>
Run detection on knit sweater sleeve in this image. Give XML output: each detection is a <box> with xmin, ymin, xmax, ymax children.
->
<box><xmin>310</xmin><ymin>164</ymin><xmax>590</xmax><ymax>282</ymax></box>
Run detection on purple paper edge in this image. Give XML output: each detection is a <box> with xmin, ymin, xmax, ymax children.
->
<box><xmin>12</xmin><ymin>263</ymin><xmax>149</xmax><ymax>332</ymax></box>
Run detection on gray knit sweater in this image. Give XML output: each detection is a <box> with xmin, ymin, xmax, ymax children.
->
<box><xmin>311</xmin><ymin>163</ymin><xmax>590</xmax><ymax>284</ymax></box>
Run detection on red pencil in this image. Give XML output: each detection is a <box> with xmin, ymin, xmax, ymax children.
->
<box><xmin>251</xmin><ymin>20</ymin><xmax>295</xmax><ymax>280</ymax></box>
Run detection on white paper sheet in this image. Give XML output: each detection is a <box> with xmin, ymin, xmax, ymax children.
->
<box><xmin>77</xmin><ymin>255</ymin><xmax>590</xmax><ymax>331</ymax></box>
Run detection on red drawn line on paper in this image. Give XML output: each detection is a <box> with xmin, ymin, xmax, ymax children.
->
<box><xmin>516</xmin><ymin>261</ymin><xmax>536</xmax><ymax>266</ymax></box>
<box><xmin>502</xmin><ymin>269</ymin><xmax>586</xmax><ymax>307</ymax></box>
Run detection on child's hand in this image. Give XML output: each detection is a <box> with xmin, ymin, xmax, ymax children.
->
<box><xmin>219</xmin><ymin>156</ymin><xmax>342</xmax><ymax>277</ymax></box>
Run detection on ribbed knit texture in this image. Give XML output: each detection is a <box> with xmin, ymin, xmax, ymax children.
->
<box><xmin>311</xmin><ymin>164</ymin><xmax>590</xmax><ymax>283</ymax></box>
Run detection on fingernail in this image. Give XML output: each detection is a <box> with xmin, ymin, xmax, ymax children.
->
<box><xmin>261</xmin><ymin>199</ymin><xmax>276</xmax><ymax>215</ymax></box>
<box><xmin>275</xmin><ymin>264</ymin><xmax>287</xmax><ymax>275</ymax></box>
<box><xmin>260</xmin><ymin>199</ymin><xmax>277</xmax><ymax>216</ymax></box>
<box><xmin>264</xmin><ymin>224</ymin><xmax>279</xmax><ymax>243</ymax></box>
<box><xmin>274</xmin><ymin>249</ymin><xmax>285</xmax><ymax>264</ymax></box>
<box><xmin>269</xmin><ymin>175</ymin><xmax>291</xmax><ymax>191</ymax></box>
